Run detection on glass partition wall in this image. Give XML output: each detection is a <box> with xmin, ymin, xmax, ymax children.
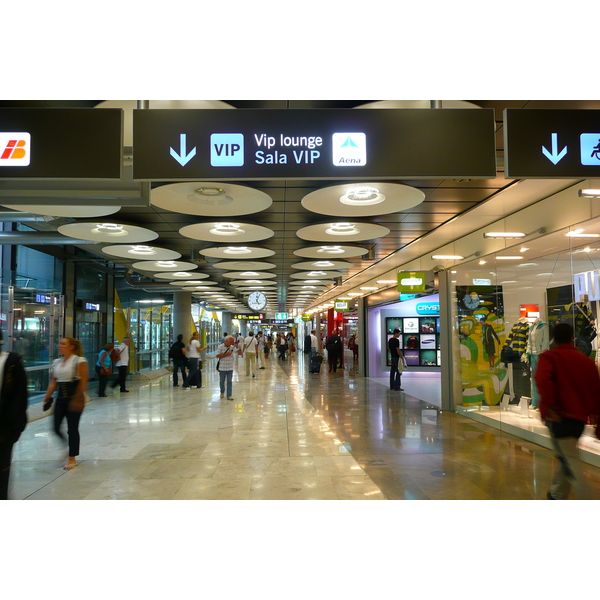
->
<box><xmin>451</xmin><ymin>222</ymin><xmax>600</xmax><ymax>467</ymax></box>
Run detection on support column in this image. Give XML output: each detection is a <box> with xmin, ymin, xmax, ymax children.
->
<box><xmin>222</xmin><ymin>311</ymin><xmax>232</xmax><ymax>337</ymax></box>
<box><xmin>357</xmin><ymin>297</ymin><xmax>366</xmax><ymax>377</ymax></box>
<box><xmin>173</xmin><ymin>291</ymin><xmax>192</xmax><ymax>340</ymax></box>
<box><xmin>438</xmin><ymin>269</ymin><xmax>453</xmax><ymax>412</ymax></box>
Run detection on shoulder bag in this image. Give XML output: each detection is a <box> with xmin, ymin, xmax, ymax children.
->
<box><xmin>68</xmin><ymin>357</ymin><xmax>88</xmax><ymax>413</ymax></box>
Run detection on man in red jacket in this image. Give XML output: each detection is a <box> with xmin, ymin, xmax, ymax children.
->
<box><xmin>534</xmin><ymin>322</ymin><xmax>600</xmax><ymax>499</ymax></box>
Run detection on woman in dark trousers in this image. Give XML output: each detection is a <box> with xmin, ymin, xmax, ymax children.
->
<box><xmin>43</xmin><ymin>337</ymin><xmax>88</xmax><ymax>471</ymax></box>
<box><xmin>170</xmin><ymin>334</ymin><xmax>188</xmax><ymax>387</ymax></box>
<box><xmin>0</xmin><ymin>330</ymin><xmax>28</xmax><ymax>500</ymax></box>
<box><xmin>95</xmin><ymin>343</ymin><xmax>114</xmax><ymax>397</ymax></box>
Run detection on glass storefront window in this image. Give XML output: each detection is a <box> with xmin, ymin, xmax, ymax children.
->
<box><xmin>451</xmin><ymin>221</ymin><xmax>600</xmax><ymax>467</ymax></box>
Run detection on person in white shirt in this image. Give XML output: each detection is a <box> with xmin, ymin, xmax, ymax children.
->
<box><xmin>242</xmin><ymin>331</ymin><xmax>259</xmax><ymax>377</ymax></box>
<box><xmin>111</xmin><ymin>336</ymin><xmax>131</xmax><ymax>393</ymax></box>
<box><xmin>182</xmin><ymin>331</ymin><xmax>207</xmax><ymax>390</ymax></box>
<box><xmin>310</xmin><ymin>329</ymin><xmax>319</xmax><ymax>360</ymax></box>
<box><xmin>42</xmin><ymin>337</ymin><xmax>88</xmax><ymax>470</ymax></box>
<box><xmin>256</xmin><ymin>332</ymin><xmax>266</xmax><ymax>369</ymax></box>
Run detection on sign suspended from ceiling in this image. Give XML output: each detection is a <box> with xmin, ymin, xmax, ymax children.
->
<box><xmin>0</xmin><ymin>109</ymin><xmax>123</xmax><ymax>179</ymax></box>
<box><xmin>132</xmin><ymin>109</ymin><xmax>497</xmax><ymax>180</ymax></box>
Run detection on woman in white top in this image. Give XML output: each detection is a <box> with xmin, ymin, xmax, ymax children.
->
<box><xmin>42</xmin><ymin>337</ymin><xmax>88</xmax><ymax>470</ymax></box>
<box><xmin>182</xmin><ymin>331</ymin><xmax>207</xmax><ymax>390</ymax></box>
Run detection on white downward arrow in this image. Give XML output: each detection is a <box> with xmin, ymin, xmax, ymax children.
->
<box><xmin>170</xmin><ymin>133</ymin><xmax>196</xmax><ymax>166</ymax></box>
<box><xmin>541</xmin><ymin>133</ymin><xmax>567</xmax><ymax>165</ymax></box>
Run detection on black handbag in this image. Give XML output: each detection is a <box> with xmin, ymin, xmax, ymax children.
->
<box><xmin>500</xmin><ymin>345</ymin><xmax>521</xmax><ymax>363</ymax></box>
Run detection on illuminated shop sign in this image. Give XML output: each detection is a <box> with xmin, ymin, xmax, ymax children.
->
<box><xmin>232</xmin><ymin>314</ymin><xmax>264</xmax><ymax>320</ymax></box>
<box><xmin>334</xmin><ymin>300</ymin><xmax>350</xmax><ymax>311</ymax></box>
<box><xmin>132</xmin><ymin>109</ymin><xmax>496</xmax><ymax>180</ymax></box>
<box><xmin>574</xmin><ymin>269</ymin><xmax>600</xmax><ymax>301</ymax></box>
<box><xmin>472</xmin><ymin>278</ymin><xmax>492</xmax><ymax>285</ymax></box>
<box><xmin>301</xmin><ymin>313</ymin><xmax>312</xmax><ymax>321</ymax></box>
<box><xmin>398</xmin><ymin>271</ymin><xmax>427</xmax><ymax>293</ymax></box>
<box><xmin>416</xmin><ymin>302</ymin><xmax>440</xmax><ymax>315</ymax></box>
<box><xmin>85</xmin><ymin>302</ymin><xmax>100</xmax><ymax>311</ymax></box>
<box><xmin>275</xmin><ymin>312</ymin><xmax>288</xmax><ymax>320</ymax></box>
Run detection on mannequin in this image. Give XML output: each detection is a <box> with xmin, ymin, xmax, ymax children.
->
<box><xmin>502</xmin><ymin>317</ymin><xmax>531</xmax><ymax>405</ymax></box>
<box><xmin>526</xmin><ymin>318</ymin><xmax>549</xmax><ymax>409</ymax></box>
<box><xmin>481</xmin><ymin>314</ymin><xmax>501</xmax><ymax>371</ymax></box>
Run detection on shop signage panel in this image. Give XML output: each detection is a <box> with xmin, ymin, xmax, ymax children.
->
<box><xmin>504</xmin><ymin>108</ymin><xmax>600</xmax><ymax>178</ymax></box>
<box><xmin>275</xmin><ymin>312</ymin><xmax>288</xmax><ymax>320</ymax></box>
<box><xmin>132</xmin><ymin>109</ymin><xmax>497</xmax><ymax>180</ymax></box>
<box><xmin>398</xmin><ymin>271</ymin><xmax>427</xmax><ymax>293</ymax></box>
<box><xmin>301</xmin><ymin>313</ymin><xmax>312</xmax><ymax>321</ymax></box>
<box><xmin>334</xmin><ymin>300</ymin><xmax>350</xmax><ymax>311</ymax></box>
<box><xmin>0</xmin><ymin>109</ymin><xmax>123</xmax><ymax>178</ymax></box>
<box><xmin>232</xmin><ymin>313</ymin><xmax>264</xmax><ymax>320</ymax></box>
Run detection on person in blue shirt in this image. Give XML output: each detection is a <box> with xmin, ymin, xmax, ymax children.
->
<box><xmin>96</xmin><ymin>343</ymin><xmax>114</xmax><ymax>397</ymax></box>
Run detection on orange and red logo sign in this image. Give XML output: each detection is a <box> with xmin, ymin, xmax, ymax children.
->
<box><xmin>0</xmin><ymin>132</ymin><xmax>31</xmax><ymax>166</ymax></box>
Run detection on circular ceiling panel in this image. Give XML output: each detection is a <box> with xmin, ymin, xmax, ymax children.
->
<box><xmin>151</xmin><ymin>182</ymin><xmax>272</xmax><ymax>217</ymax></box>
<box><xmin>199</xmin><ymin>246</ymin><xmax>275</xmax><ymax>260</ymax></box>
<box><xmin>296</xmin><ymin>222</ymin><xmax>389</xmax><ymax>242</ymax></box>
<box><xmin>211</xmin><ymin>260</ymin><xmax>277</xmax><ymax>270</ymax></box>
<box><xmin>152</xmin><ymin>272</ymin><xmax>206</xmax><ymax>280</ymax></box>
<box><xmin>181</xmin><ymin>286</ymin><xmax>224</xmax><ymax>291</ymax></box>
<box><xmin>1</xmin><ymin>204</ymin><xmax>121</xmax><ymax>218</ymax></box>
<box><xmin>168</xmin><ymin>279</ymin><xmax>215</xmax><ymax>286</ymax></box>
<box><xmin>131</xmin><ymin>260</ymin><xmax>198</xmax><ymax>272</ymax></box>
<box><xmin>291</xmin><ymin>260</ymin><xmax>354</xmax><ymax>270</ymax></box>
<box><xmin>229</xmin><ymin>280</ymin><xmax>277</xmax><ymax>287</ymax></box>
<box><xmin>57</xmin><ymin>222</ymin><xmax>158</xmax><ymax>243</ymax></box>
<box><xmin>289</xmin><ymin>271</ymin><xmax>340</xmax><ymax>280</ymax></box>
<box><xmin>222</xmin><ymin>271</ymin><xmax>276</xmax><ymax>279</ymax></box>
<box><xmin>179</xmin><ymin>222</ymin><xmax>274</xmax><ymax>243</ymax></box>
<box><xmin>293</xmin><ymin>245</ymin><xmax>369</xmax><ymax>259</ymax></box>
<box><xmin>102</xmin><ymin>245</ymin><xmax>181</xmax><ymax>261</ymax></box>
<box><xmin>301</xmin><ymin>182</ymin><xmax>424</xmax><ymax>217</ymax></box>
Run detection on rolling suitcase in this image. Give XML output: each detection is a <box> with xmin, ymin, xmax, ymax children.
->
<box><xmin>309</xmin><ymin>353</ymin><xmax>323</xmax><ymax>373</ymax></box>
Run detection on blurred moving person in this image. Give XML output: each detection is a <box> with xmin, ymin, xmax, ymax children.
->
<box><xmin>0</xmin><ymin>330</ymin><xmax>28</xmax><ymax>500</ymax></box>
<box><xmin>169</xmin><ymin>334</ymin><xmax>188</xmax><ymax>387</ymax></box>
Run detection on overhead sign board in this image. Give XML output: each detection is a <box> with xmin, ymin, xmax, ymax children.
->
<box><xmin>0</xmin><ymin>109</ymin><xmax>123</xmax><ymax>179</ymax></box>
<box><xmin>398</xmin><ymin>271</ymin><xmax>427</xmax><ymax>293</ymax></box>
<box><xmin>132</xmin><ymin>109</ymin><xmax>497</xmax><ymax>180</ymax></box>
<box><xmin>275</xmin><ymin>312</ymin><xmax>288</xmax><ymax>320</ymax></box>
<box><xmin>504</xmin><ymin>108</ymin><xmax>600</xmax><ymax>178</ymax></box>
<box><xmin>334</xmin><ymin>300</ymin><xmax>350</xmax><ymax>311</ymax></box>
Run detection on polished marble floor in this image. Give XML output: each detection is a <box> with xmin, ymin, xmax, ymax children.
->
<box><xmin>7</xmin><ymin>351</ymin><xmax>600</xmax><ymax>500</ymax></box>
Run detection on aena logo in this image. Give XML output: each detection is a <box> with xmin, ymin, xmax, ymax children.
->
<box><xmin>0</xmin><ymin>132</ymin><xmax>31</xmax><ymax>167</ymax></box>
<box><xmin>332</xmin><ymin>132</ymin><xmax>366</xmax><ymax>166</ymax></box>
<box><xmin>211</xmin><ymin>133</ymin><xmax>244</xmax><ymax>167</ymax></box>
<box><xmin>416</xmin><ymin>303</ymin><xmax>440</xmax><ymax>315</ymax></box>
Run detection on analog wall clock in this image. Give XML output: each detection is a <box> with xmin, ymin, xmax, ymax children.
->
<box><xmin>248</xmin><ymin>291</ymin><xmax>267</xmax><ymax>311</ymax></box>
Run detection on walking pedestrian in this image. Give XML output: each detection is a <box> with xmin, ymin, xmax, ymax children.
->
<box><xmin>0</xmin><ymin>330</ymin><xmax>28</xmax><ymax>500</ymax></box>
<box><xmin>388</xmin><ymin>328</ymin><xmax>406</xmax><ymax>391</ymax></box>
<box><xmin>111</xmin><ymin>336</ymin><xmax>131</xmax><ymax>393</ymax></box>
<box><xmin>216</xmin><ymin>335</ymin><xmax>236</xmax><ymax>400</ymax></box>
<box><xmin>309</xmin><ymin>329</ymin><xmax>318</xmax><ymax>361</ymax></box>
<box><xmin>43</xmin><ymin>337</ymin><xmax>88</xmax><ymax>470</ymax></box>
<box><xmin>242</xmin><ymin>331</ymin><xmax>259</xmax><ymax>377</ymax></box>
<box><xmin>277</xmin><ymin>333</ymin><xmax>288</xmax><ymax>361</ymax></box>
<box><xmin>534</xmin><ymin>322</ymin><xmax>600</xmax><ymax>499</ymax></box>
<box><xmin>95</xmin><ymin>343</ymin><xmax>114</xmax><ymax>397</ymax></box>
<box><xmin>169</xmin><ymin>334</ymin><xmax>188</xmax><ymax>387</ymax></box>
<box><xmin>325</xmin><ymin>329</ymin><xmax>342</xmax><ymax>373</ymax></box>
<box><xmin>256</xmin><ymin>332</ymin><xmax>266</xmax><ymax>369</ymax></box>
<box><xmin>182</xmin><ymin>331</ymin><xmax>207</xmax><ymax>390</ymax></box>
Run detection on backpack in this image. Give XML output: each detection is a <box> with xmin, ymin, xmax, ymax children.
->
<box><xmin>168</xmin><ymin>343</ymin><xmax>178</xmax><ymax>359</ymax></box>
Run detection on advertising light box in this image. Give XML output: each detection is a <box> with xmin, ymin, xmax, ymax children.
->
<box><xmin>132</xmin><ymin>109</ymin><xmax>496</xmax><ymax>180</ymax></box>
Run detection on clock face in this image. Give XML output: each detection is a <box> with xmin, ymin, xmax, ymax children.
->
<box><xmin>248</xmin><ymin>291</ymin><xmax>267</xmax><ymax>311</ymax></box>
<box><xmin>463</xmin><ymin>292</ymin><xmax>480</xmax><ymax>309</ymax></box>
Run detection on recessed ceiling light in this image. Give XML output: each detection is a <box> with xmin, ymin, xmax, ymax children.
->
<box><xmin>578</xmin><ymin>188</ymin><xmax>600</xmax><ymax>198</ymax></box>
<box><xmin>347</xmin><ymin>293</ymin><xmax>362</xmax><ymax>296</ymax></box>
<box><xmin>239</xmin><ymin>271</ymin><xmax>260</xmax><ymax>277</ymax></box>
<box><xmin>496</xmin><ymin>256</ymin><xmax>523</xmax><ymax>260</ymax></box>
<box><xmin>339</xmin><ymin>186</ymin><xmax>385</xmax><ymax>206</ymax></box>
<box><xmin>318</xmin><ymin>246</ymin><xmax>344</xmax><ymax>254</ymax></box>
<box><xmin>306</xmin><ymin>271</ymin><xmax>327</xmax><ymax>277</ymax></box>
<box><xmin>188</xmin><ymin>187</ymin><xmax>233</xmax><ymax>206</ymax></box>
<box><xmin>566</xmin><ymin>229</ymin><xmax>599</xmax><ymax>238</ymax></box>
<box><xmin>156</xmin><ymin>261</ymin><xmax>178</xmax><ymax>268</ymax></box>
<box><xmin>312</xmin><ymin>261</ymin><xmax>335</xmax><ymax>267</ymax></box>
<box><xmin>376</xmin><ymin>280</ymin><xmax>397</xmax><ymax>284</ymax></box>
<box><xmin>431</xmin><ymin>255</ymin><xmax>464</xmax><ymax>260</ymax></box>
<box><xmin>129</xmin><ymin>245</ymin><xmax>156</xmax><ymax>255</ymax></box>
<box><xmin>209</xmin><ymin>223</ymin><xmax>245</xmax><ymax>236</ymax></box>
<box><xmin>484</xmin><ymin>232</ymin><xmax>525</xmax><ymax>238</ymax></box>
<box><xmin>520</xmin><ymin>247</ymin><xmax>529</xmax><ymax>252</ymax></box>
<box><xmin>479</xmin><ymin>260</ymin><xmax>487</xmax><ymax>265</ymax></box>
<box><xmin>172</xmin><ymin>272</ymin><xmax>193</xmax><ymax>277</ymax></box>
<box><xmin>360</xmin><ymin>286</ymin><xmax>379</xmax><ymax>290</ymax></box>
<box><xmin>224</xmin><ymin>246</ymin><xmax>251</xmax><ymax>254</ymax></box>
<box><xmin>93</xmin><ymin>223</ymin><xmax>126</xmax><ymax>235</ymax></box>
<box><xmin>325</xmin><ymin>223</ymin><xmax>359</xmax><ymax>235</ymax></box>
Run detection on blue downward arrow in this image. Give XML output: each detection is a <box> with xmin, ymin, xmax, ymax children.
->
<box><xmin>170</xmin><ymin>133</ymin><xmax>197</xmax><ymax>166</ymax></box>
<box><xmin>542</xmin><ymin>133</ymin><xmax>567</xmax><ymax>165</ymax></box>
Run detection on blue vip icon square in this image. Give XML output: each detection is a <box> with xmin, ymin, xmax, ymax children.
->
<box><xmin>211</xmin><ymin>133</ymin><xmax>244</xmax><ymax>167</ymax></box>
<box><xmin>580</xmin><ymin>133</ymin><xmax>600</xmax><ymax>166</ymax></box>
